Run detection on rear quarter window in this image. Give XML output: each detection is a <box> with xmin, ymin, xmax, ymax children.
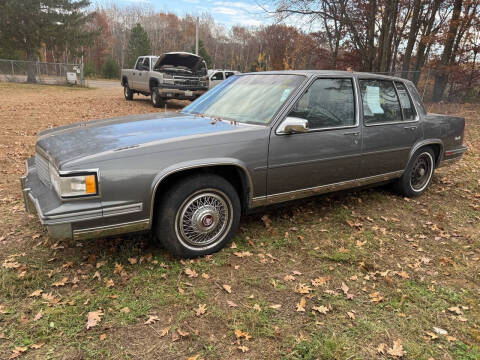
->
<box><xmin>406</xmin><ymin>82</ymin><xmax>427</xmax><ymax>116</ymax></box>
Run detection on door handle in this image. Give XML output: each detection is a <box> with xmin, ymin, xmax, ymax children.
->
<box><xmin>344</xmin><ymin>132</ymin><xmax>360</xmax><ymax>136</ymax></box>
<box><xmin>404</xmin><ymin>126</ymin><xmax>417</xmax><ymax>131</ymax></box>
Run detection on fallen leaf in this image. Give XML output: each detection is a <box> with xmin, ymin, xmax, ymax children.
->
<box><xmin>187</xmin><ymin>355</ymin><xmax>200</xmax><ymax>360</ymax></box>
<box><xmin>201</xmin><ymin>273</ymin><xmax>209</xmax><ymax>279</ymax></box>
<box><xmin>387</xmin><ymin>339</ymin><xmax>406</xmax><ymax>358</ymax></box>
<box><xmin>233</xmin><ymin>251</ymin><xmax>252</xmax><ymax>258</ymax></box>
<box><xmin>177</xmin><ymin>328</ymin><xmax>189</xmax><ymax>337</ymax></box>
<box><xmin>294</xmin><ymin>283</ymin><xmax>313</xmax><ymax>294</ymax></box>
<box><xmin>283</xmin><ymin>274</ymin><xmax>295</xmax><ymax>282</ymax></box>
<box><xmin>253</xmin><ymin>303</ymin><xmax>261</xmax><ymax>312</ymax></box>
<box><xmin>30</xmin><ymin>343</ymin><xmax>45</xmax><ymax>349</ymax></box>
<box><xmin>270</xmin><ymin>304</ymin><xmax>282</xmax><ymax>310</ymax></box>
<box><xmin>105</xmin><ymin>279</ymin><xmax>114</xmax><ymax>288</ymax></box>
<box><xmin>144</xmin><ymin>315</ymin><xmax>160</xmax><ymax>324</ymax></box>
<box><xmin>52</xmin><ymin>277</ymin><xmax>68</xmax><ymax>287</ymax></box>
<box><xmin>195</xmin><ymin>304</ymin><xmax>207</xmax><ymax>316</ymax></box>
<box><xmin>100</xmin><ymin>333</ymin><xmax>107</xmax><ymax>341</ymax></box>
<box><xmin>33</xmin><ymin>309</ymin><xmax>43</xmax><ymax>321</ymax></box>
<box><xmin>377</xmin><ymin>343</ymin><xmax>387</xmax><ymax>354</ymax></box>
<box><xmin>28</xmin><ymin>290</ymin><xmax>43</xmax><ymax>297</ymax></box>
<box><xmin>127</xmin><ymin>257</ymin><xmax>137</xmax><ymax>265</ymax></box>
<box><xmin>159</xmin><ymin>327</ymin><xmax>169</xmax><ymax>337</ymax></box>
<box><xmin>227</xmin><ymin>300</ymin><xmax>238</xmax><ymax>307</ymax></box>
<box><xmin>347</xmin><ymin>311</ymin><xmax>356</xmax><ymax>319</ymax></box>
<box><xmin>120</xmin><ymin>307</ymin><xmax>130</xmax><ymax>313</ymax></box>
<box><xmin>311</xmin><ymin>276</ymin><xmax>330</xmax><ymax>287</ymax></box>
<box><xmin>238</xmin><ymin>345</ymin><xmax>249</xmax><ymax>352</ymax></box>
<box><xmin>312</xmin><ymin>305</ymin><xmax>329</xmax><ymax>315</ymax></box>
<box><xmin>447</xmin><ymin>306</ymin><xmax>463</xmax><ymax>315</ymax></box>
<box><xmin>86</xmin><ymin>310</ymin><xmax>104</xmax><ymax>329</ymax></box>
<box><xmin>296</xmin><ymin>297</ymin><xmax>306</xmax><ymax>312</ymax></box>
<box><xmin>234</xmin><ymin>329</ymin><xmax>252</xmax><ymax>340</ymax></box>
<box><xmin>223</xmin><ymin>284</ymin><xmax>232</xmax><ymax>293</ymax></box>
<box><xmin>185</xmin><ymin>268</ymin><xmax>198</xmax><ymax>278</ymax></box>
<box><xmin>114</xmin><ymin>262</ymin><xmax>124</xmax><ymax>274</ymax></box>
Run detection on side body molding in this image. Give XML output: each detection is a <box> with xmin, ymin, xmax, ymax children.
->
<box><xmin>148</xmin><ymin>158</ymin><xmax>255</xmax><ymax>224</ymax></box>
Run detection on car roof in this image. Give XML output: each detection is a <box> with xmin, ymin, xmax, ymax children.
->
<box><xmin>240</xmin><ymin>70</ymin><xmax>407</xmax><ymax>83</ymax></box>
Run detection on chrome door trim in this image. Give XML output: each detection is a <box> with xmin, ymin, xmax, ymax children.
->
<box><xmin>252</xmin><ymin>170</ymin><xmax>404</xmax><ymax>206</ymax></box>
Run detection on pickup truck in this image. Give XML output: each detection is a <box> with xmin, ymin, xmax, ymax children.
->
<box><xmin>121</xmin><ymin>52</ymin><xmax>209</xmax><ymax>107</ymax></box>
<box><xmin>21</xmin><ymin>71</ymin><xmax>467</xmax><ymax>258</ymax></box>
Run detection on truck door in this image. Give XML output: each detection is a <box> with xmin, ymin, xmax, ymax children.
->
<box><xmin>131</xmin><ymin>57</ymin><xmax>143</xmax><ymax>90</ymax></box>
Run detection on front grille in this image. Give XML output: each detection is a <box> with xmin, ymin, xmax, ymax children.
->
<box><xmin>173</xmin><ymin>77</ymin><xmax>200</xmax><ymax>86</ymax></box>
<box><xmin>35</xmin><ymin>152</ymin><xmax>51</xmax><ymax>187</ymax></box>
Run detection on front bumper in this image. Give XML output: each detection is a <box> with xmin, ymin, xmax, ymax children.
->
<box><xmin>157</xmin><ymin>84</ymin><xmax>207</xmax><ymax>99</ymax></box>
<box><xmin>20</xmin><ymin>157</ymin><xmax>149</xmax><ymax>240</ymax></box>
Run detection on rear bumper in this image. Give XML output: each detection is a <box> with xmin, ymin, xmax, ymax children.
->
<box><xmin>438</xmin><ymin>145</ymin><xmax>467</xmax><ymax>167</ymax></box>
<box><xmin>20</xmin><ymin>157</ymin><xmax>149</xmax><ymax>240</ymax></box>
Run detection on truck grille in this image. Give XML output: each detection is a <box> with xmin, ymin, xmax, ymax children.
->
<box><xmin>35</xmin><ymin>152</ymin><xmax>51</xmax><ymax>187</ymax></box>
<box><xmin>173</xmin><ymin>77</ymin><xmax>200</xmax><ymax>86</ymax></box>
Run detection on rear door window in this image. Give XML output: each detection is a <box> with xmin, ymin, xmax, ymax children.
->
<box><xmin>359</xmin><ymin>79</ymin><xmax>403</xmax><ymax>124</ymax></box>
<box><xmin>225</xmin><ymin>72</ymin><xmax>235</xmax><ymax>78</ymax></box>
<box><xmin>395</xmin><ymin>82</ymin><xmax>416</xmax><ymax>120</ymax></box>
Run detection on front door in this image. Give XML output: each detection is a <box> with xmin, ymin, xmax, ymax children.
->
<box><xmin>267</xmin><ymin>77</ymin><xmax>362</xmax><ymax>203</ymax></box>
<box><xmin>209</xmin><ymin>71</ymin><xmax>224</xmax><ymax>88</ymax></box>
<box><xmin>357</xmin><ymin>78</ymin><xmax>422</xmax><ymax>178</ymax></box>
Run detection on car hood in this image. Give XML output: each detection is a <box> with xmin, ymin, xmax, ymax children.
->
<box><xmin>36</xmin><ymin>112</ymin><xmax>252</xmax><ymax>168</ymax></box>
<box><xmin>153</xmin><ymin>52</ymin><xmax>205</xmax><ymax>75</ymax></box>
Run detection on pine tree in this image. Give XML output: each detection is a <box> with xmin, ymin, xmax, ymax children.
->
<box><xmin>191</xmin><ymin>40</ymin><xmax>212</xmax><ymax>69</ymax></box>
<box><xmin>126</xmin><ymin>24</ymin><xmax>152</xmax><ymax>68</ymax></box>
<box><xmin>0</xmin><ymin>0</ymin><xmax>95</xmax><ymax>82</ymax></box>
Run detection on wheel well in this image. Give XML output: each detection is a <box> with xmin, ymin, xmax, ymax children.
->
<box><xmin>152</xmin><ymin>165</ymin><xmax>250</xmax><ymax>220</ymax></box>
<box><xmin>149</xmin><ymin>78</ymin><xmax>159</xmax><ymax>91</ymax></box>
<box><xmin>426</xmin><ymin>144</ymin><xmax>442</xmax><ymax>166</ymax></box>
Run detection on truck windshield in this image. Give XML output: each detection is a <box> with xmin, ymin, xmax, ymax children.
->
<box><xmin>182</xmin><ymin>74</ymin><xmax>305</xmax><ymax>124</ymax></box>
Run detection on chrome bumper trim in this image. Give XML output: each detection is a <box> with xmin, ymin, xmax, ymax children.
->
<box><xmin>73</xmin><ymin>219</ymin><xmax>150</xmax><ymax>241</ymax></box>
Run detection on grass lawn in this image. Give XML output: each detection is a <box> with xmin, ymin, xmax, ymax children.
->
<box><xmin>0</xmin><ymin>83</ymin><xmax>479</xmax><ymax>359</ymax></box>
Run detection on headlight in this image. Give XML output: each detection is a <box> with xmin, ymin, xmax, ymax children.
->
<box><xmin>49</xmin><ymin>165</ymin><xmax>98</xmax><ymax>198</ymax></box>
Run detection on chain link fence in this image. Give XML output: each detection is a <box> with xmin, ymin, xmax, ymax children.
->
<box><xmin>0</xmin><ymin>59</ymin><xmax>84</xmax><ymax>86</ymax></box>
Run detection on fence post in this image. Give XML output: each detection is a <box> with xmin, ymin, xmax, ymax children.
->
<box><xmin>80</xmin><ymin>62</ymin><xmax>84</xmax><ymax>86</ymax></box>
<box><xmin>11</xmin><ymin>60</ymin><xmax>14</xmax><ymax>77</ymax></box>
<box><xmin>422</xmin><ymin>68</ymin><xmax>431</xmax><ymax>101</ymax></box>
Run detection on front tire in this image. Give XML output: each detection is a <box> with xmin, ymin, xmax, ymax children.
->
<box><xmin>395</xmin><ymin>148</ymin><xmax>435</xmax><ymax>197</ymax></box>
<box><xmin>124</xmin><ymin>84</ymin><xmax>133</xmax><ymax>100</ymax></box>
<box><xmin>150</xmin><ymin>87</ymin><xmax>163</xmax><ymax>108</ymax></box>
<box><xmin>156</xmin><ymin>175</ymin><xmax>241</xmax><ymax>258</ymax></box>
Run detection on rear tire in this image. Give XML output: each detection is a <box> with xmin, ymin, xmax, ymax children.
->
<box><xmin>151</xmin><ymin>87</ymin><xmax>163</xmax><ymax>108</ymax></box>
<box><xmin>124</xmin><ymin>84</ymin><xmax>133</xmax><ymax>100</ymax></box>
<box><xmin>155</xmin><ymin>174</ymin><xmax>241</xmax><ymax>258</ymax></box>
<box><xmin>394</xmin><ymin>147</ymin><xmax>435</xmax><ymax>197</ymax></box>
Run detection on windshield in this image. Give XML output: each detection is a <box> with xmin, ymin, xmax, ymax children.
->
<box><xmin>182</xmin><ymin>74</ymin><xmax>305</xmax><ymax>124</ymax></box>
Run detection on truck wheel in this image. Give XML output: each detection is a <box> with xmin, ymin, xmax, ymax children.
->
<box><xmin>156</xmin><ymin>174</ymin><xmax>241</xmax><ymax>258</ymax></box>
<box><xmin>124</xmin><ymin>84</ymin><xmax>133</xmax><ymax>100</ymax></box>
<box><xmin>151</xmin><ymin>87</ymin><xmax>163</xmax><ymax>108</ymax></box>
<box><xmin>394</xmin><ymin>148</ymin><xmax>435</xmax><ymax>197</ymax></box>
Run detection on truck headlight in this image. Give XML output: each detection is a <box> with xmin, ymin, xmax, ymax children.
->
<box><xmin>49</xmin><ymin>165</ymin><xmax>98</xmax><ymax>198</ymax></box>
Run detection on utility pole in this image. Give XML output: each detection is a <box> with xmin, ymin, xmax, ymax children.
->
<box><xmin>195</xmin><ymin>17</ymin><xmax>199</xmax><ymax>55</ymax></box>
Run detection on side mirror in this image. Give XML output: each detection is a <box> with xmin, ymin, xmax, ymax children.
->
<box><xmin>278</xmin><ymin>117</ymin><xmax>309</xmax><ymax>134</ymax></box>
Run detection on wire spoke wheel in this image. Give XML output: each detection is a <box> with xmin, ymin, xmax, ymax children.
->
<box><xmin>175</xmin><ymin>189</ymin><xmax>233</xmax><ymax>249</ymax></box>
<box><xmin>410</xmin><ymin>152</ymin><xmax>433</xmax><ymax>191</ymax></box>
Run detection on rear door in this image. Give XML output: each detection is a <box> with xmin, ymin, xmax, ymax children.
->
<box><xmin>357</xmin><ymin>78</ymin><xmax>422</xmax><ymax>179</ymax></box>
<box><xmin>267</xmin><ymin>76</ymin><xmax>362</xmax><ymax>202</ymax></box>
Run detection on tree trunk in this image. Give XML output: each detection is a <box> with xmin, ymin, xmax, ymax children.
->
<box><xmin>402</xmin><ymin>0</ymin><xmax>422</xmax><ymax>78</ymax></box>
<box><xmin>432</xmin><ymin>0</ymin><xmax>463</xmax><ymax>102</ymax></box>
<box><xmin>26</xmin><ymin>48</ymin><xmax>37</xmax><ymax>83</ymax></box>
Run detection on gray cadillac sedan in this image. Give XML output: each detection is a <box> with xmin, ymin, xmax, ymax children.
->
<box><xmin>21</xmin><ymin>71</ymin><xmax>467</xmax><ymax>257</ymax></box>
